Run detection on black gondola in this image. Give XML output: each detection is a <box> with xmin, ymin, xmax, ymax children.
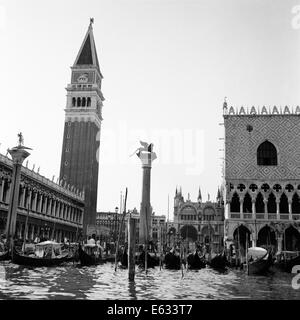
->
<box><xmin>137</xmin><ymin>250</ymin><xmax>158</xmax><ymax>268</ymax></box>
<box><xmin>207</xmin><ymin>252</ymin><xmax>227</xmax><ymax>270</ymax></box>
<box><xmin>164</xmin><ymin>251</ymin><xmax>181</xmax><ymax>270</ymax></box>
<box><xmin>0</xmin><ymin>250</ymin><xmax>10</xmax><ymax>261</ymax></box>
<box><xmin>247</xmin><ymin>251</ymin><xmax>273</xmax><ymax>275</ymax></box>
<box><xmin>12</xmin><ymin>245</ymin><xmax>68</xmax><ymax>267</ymax></box>
<box><xmin>78</xmin><ymin>244</ymin><xmax>104</xmax><ymax>266</ymax></box>
<box><xmin>187</xmin><ymin>251</ymin><xmax>206</xmax><ymax>270</ymax></box>
<box><xmin>274</xmin><ymin>252</ymin><xmax>300</xmax><ymax>273</ymax></box>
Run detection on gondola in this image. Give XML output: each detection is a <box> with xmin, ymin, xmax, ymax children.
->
<box><xmin>187</xmin><ymin>251</ymin><xmax>206</xmax><ymax>270</ymax></box>
<box><xmin>0</xmin><ymin>250</ymin><xmax>10</xmax><ymax>261</ymax></box>
<box><xmin>12</xmin><ymin>244</ymin><xmax>69</xmax><ymax>267</ymax></box>
<box><xmin>247</xmin><ymin>250</ymin><xmax>273</xmax><ymax>275</ymax></box>
<box><xmin>207</xmin><ymin>252</ymin><xmax>227</xmax><ymax>270</ymax></box>
<box><xmin>78</xmin><ymin>244</ymin><xmax>104</xmax><ymax>266</ymax></box>
<box><xmin>164</xmin><ymin>251</ymin><xmax>181</xmax><ymax>270</ymax></box>
<box><xmin>136</xmin><ymin>250</ymin><xmax>158</xmax><ymax>269</ymax></box>
<box><xmin>274</xmin><ymin>252</ymin><xmax>300</xmax><ymax>273</ymax></box>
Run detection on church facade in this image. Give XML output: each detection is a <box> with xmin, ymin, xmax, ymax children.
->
<box><xmin>170</xmin><ymin>188</ymin><xmax>224</xmax><ymax>252</ymax></box>
<box><xmin>223</xmin><ymin>102</ymin><xmax>300</xmax><ymax>252</ymax></box>
<box><xmin>59</xmin><ymin>20</ymin><xmax>104</xmax><ymax>234</ymax></box>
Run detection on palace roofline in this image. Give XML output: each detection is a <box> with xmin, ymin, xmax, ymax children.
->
<box><xmin>223</xmin><ymin>105</ymin><xmax>300</xmax><ymax>116</ymax></box>
<box><xmin>0</xmin><ymin>152</ymin><xmax>85</xmax><ymax>202</ymax></box>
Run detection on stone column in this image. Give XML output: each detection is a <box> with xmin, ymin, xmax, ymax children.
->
<box><xmin>276</xmin><ymin>199</ymin><xmax>280</xmax><ymax>220</ymax></box>
<box><xmin>33</xmin><ymin>192</ymin><xmax>37</xmax><ymax>212</ymax></box>
<box><xmin>38</xmin><ymin>194</ymin><xmax>43</xmax><ymax>213</ymax></box>
<box><xmin>252</xmin><ymin>200</ymin><xmax>256</xmax><ymax>220</ymax></box>
<box><xmin>53</xmin><ymin>200</ymin><xmax>57</xmax><ymax>217</ymax></box>
<box><xmin>44</xmin><ymin>196</ymin><xmax>48</xmax><ymax>214</ymax></box>
<box><xmin>136</xmin><ymin>143</ymin><xmax>157</xmax><ymax>245</ymax></box>
<box><xmin>28</xmin><ymin>190</ymin><xmax>32</xmax><ymax>211</ymax></box>
<box><xmin>5</xmin><ymin>141</ymin><xmax>31</xmax><ymax>244</ymax></box>
<box><xmin>240</xmin><ymin>198</ymin><xmax>244</xmax><ymax>219</ymax></box>
<box><xmin>48</xmin><ymin>198</ymin><xmax>53</xmax><ymax>215</ymax></box>
<box><xmin>277</xmin><ymin>234</ymin><xmax>283</xmax><ymax>253</ymax></box>
<box><xmin>288</xmin><ymin>200</ymin><xmax>292</xmax><ymax>221</ymax></box>
<box><xmin>264</xmin><ymin>199</ymin><xmax>268</xmax><ymax>220</ymax></box>
<box><xmin>21</xmin><ymin>186</ymin><xmax>26</xmax><ymax>208</ymax></box>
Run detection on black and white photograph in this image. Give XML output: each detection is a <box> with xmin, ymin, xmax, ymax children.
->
<box><xmin>0</xmin><ymin>0</ymin><xmax>300</xmax><ymax>308</ymax></box>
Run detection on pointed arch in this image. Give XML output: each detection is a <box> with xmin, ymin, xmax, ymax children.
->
<box><xmin>257</xmin><ymin>141</ymin><xmax>277</xmax><ymax>166</ymax></box>
<box><xmin>87</xmin><ymin>97</ymin><xmax>91</xmax><ymax>107</ymax></box>
<box><xmin>283</xmin><ymin>226</ymin><xmax>300</xmax><ymax>251</ymax></box>
<box><xmin>279</xmin><ymin>193</ymin><xmax>288</xmax><ymax>213</ymax></box>
<box><xmin>243</xmin><ymin>192</ymin><xmax>252</xmax><ymax>213</ymax></box>
<box><xmin>255</xmin><ymin>192</ymin><xmax>264</xmax><ymax>213</ymax></box>
<box><xmin>267</xmin><ymin>193</ymin><xmax>276</xmax><ymax>213</ymax></box>
<box><xmin>292</xmin><ymin>193</ymin><xmax>300</xmax><ymax>214</ymax></box>
<box><xmin>233</xmin><ymin>225</ymin><xmax>251</xmax><ymax>254</ymax></box>
<box><xmin>230</xmin><ymin>192</ymin><xmax>240</xmax><ymax>213</ymax></box>
<box><xmin>257</xmin><ymin>225</ymin><xmax>277</xmax><ymax>248</ymax></box>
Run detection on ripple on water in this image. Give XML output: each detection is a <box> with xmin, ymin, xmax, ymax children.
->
<box><xmin>0</xmin><ymin>262</ymin><xmax>299</xmax><ymax>299</ymax></box>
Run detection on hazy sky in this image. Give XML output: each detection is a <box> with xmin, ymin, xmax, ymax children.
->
<box><xmin>1</xmin><ymin>0</ymin><xmax>300</xmax><ymax>218</ymax></box>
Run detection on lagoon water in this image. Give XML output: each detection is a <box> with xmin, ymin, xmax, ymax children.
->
<box><xmin>0</xmin><ymin>261</ymin><xmax>299</xmax><ymax>300</ymax></box>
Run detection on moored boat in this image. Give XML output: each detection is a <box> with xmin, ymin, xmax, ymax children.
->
<box><xmin>136</xmin><ymin>250</ymin><xmax>158</xmax><ymax>269</ymax></box>
<box><xmin>273</xmin><ymin>251</ymin><xmax>300</xmax><ymax>273</ymax></box>
<box><xmin>207</xmin><ymin>252</ymin><xmax>227</xmax><ymax>270</ymax></box>
<box><xmin>78</xmin><ymin>244</ymin><xmax>104</xmax><ymax>266</ymax></box>
<box><xmin>187</xmin><ymin>250</ymin><xmax>206</xmax><ymax>270</ymax></box>
<box><xmin>0</xmin><ymin>250</ymin><xmax>10</xmax><ymax>261</ymax></box>
<box><xmin>12</xmin><ymin>241</ymin><xmax>69</xmax><ymax>267</ymax></box>
<box><xmin>247</xmin><ymin>247</ymin><xmax>273</xmax><ymax>275</ymax></box>
<box><xmin>164</xmin><ymin>250</ymin><xmax>181</xmax><ymax>270</ymax></box>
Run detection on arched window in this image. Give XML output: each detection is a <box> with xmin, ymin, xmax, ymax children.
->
<box><xmin>230</xmin><ymin>192</ymin><xmax>240</xmax><ymax>213</ymax></box>
<box><xmin>267</xmin><ymin>193</ymin><xmax>276</xmax><ymax>213</ymax></box>
<box><xmin>77</xmin><ymin>97</ymin><xmax>81</xmax><ymax>107</ymax></box>
<box><xmin>72</xmin><ymin>97</ymin><xmax>76</xmax><ymax>107</ymax></box>
<box><xmin>87</xmin><ymin>97</ymin><xmax>91</xmax><ymax>107</ymax></box>
<box><xmin>243</xmin><ymin>192</ymin><xmax>252</xmax><ymax>213</ymax></box>
<box><xmin>292</xmin><ymin>193</ymin><xmax>300</xmax><ymax>214</ymax></box>
<box><xmin>255</xmin><ymin>192</ymin><xmax>265</xmax><ymax>213</ymax></box>
<box><xmin>257</xmin><ymin>141</ymin><xmax>277</xmax><ymax>166</ymax></box>
<box><xmin>279</xmin><ymin>193</ymin><xmax>288</xmax><ymax>213</ymax></box>
<box><xmin>82</xmin><ymin>97</ymin><xmax>86</xmax><ymax>107</ymax></box>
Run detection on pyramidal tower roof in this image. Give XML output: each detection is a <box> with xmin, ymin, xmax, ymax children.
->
<box><xmin>73</xmin><ymin>18</ymin><xmax>101</xmax><ymax>74</ymax></box>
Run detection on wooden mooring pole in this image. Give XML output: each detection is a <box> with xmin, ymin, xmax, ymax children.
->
<box><xmin>128</xmin><ymin>217</ymin><xmax>136</xmax><ymax>281</ymax></box>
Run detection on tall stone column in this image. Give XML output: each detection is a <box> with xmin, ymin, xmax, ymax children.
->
<box><xmin>264</xmin><ymin>199</ymin><xmax>268</xmax><ymax>219</ymax></box>
<box><xmin>276</xmin><ymin>199</ymin><xmax>280</xmax><ymax>220</ymax></box>
<box><xmin>5</xmin><ymin>134</ymin><xmax>31</xmax><ymax>247</ymax></box>
<box><xmin>252</xmin><ymin>200</ymin><xmax>256</xmax><ymax>220</ymax></box>
<box><xmin>135</xmin><ymin>142</ymin><xmax>157</xmax><ymax>245</ymax></box>
<box><xmin>240</xmin><ymin>198</ymin><xmax>243</xmax><ymax>219</ymax></box>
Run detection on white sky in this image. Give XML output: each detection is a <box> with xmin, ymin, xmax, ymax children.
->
<box><xmin>0</xmin><ymin>0</ymin><xmax>300</xmax><ymax>218</ymax></box>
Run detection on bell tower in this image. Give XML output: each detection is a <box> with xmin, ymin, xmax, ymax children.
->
<box><xmin>59</xmin><ymin>19</ymin><xmax>104</xmax><ymax>234</ymax></box>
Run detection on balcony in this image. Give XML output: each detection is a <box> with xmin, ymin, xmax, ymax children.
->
<box><xmin>229</xmin><ymin>212</ymin><xmax>300</xmax><ymax>221</ymax></box>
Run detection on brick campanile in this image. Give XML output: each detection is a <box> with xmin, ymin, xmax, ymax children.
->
<box><xmin>59</xmin><ymin>19</ymin><xmax>104</xmax><ymax>234</ymax></box>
